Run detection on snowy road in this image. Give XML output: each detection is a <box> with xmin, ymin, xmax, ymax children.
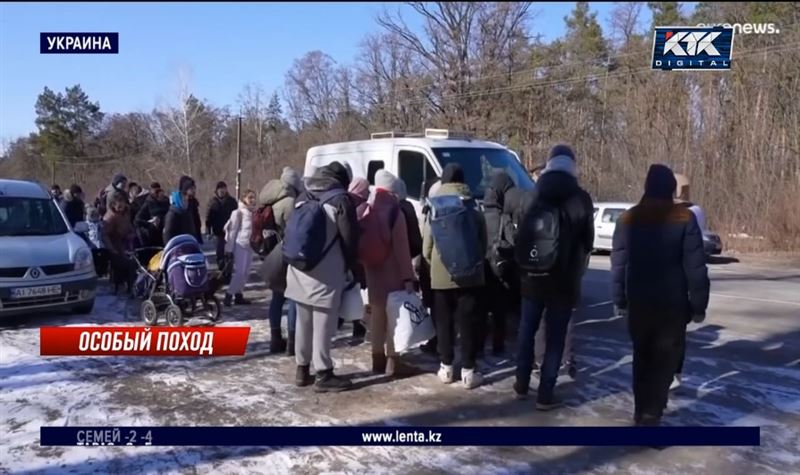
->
<box><xmin>1</xmin><ymin>255</ymin><xmax>799</xmax><ymax>474</ymax></box>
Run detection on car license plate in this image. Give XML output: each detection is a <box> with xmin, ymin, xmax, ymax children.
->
<box><xmin>11</xmin><ymin>285</ymin><xmax>62</xmax><ymax>299</ymax></box>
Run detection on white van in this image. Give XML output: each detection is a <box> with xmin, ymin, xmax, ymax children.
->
<box><xmin>304</xmin><ymin>129</ymin><xmax>535</xmax><ymax>217</ymax></box>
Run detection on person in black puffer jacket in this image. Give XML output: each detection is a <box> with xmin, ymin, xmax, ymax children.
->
<box><xmin>163</xmin><ymin>177</ymin><xmax>199</xmax><ymax>244</ymax></box>
<box><xmin>60</xmin><ymin>184</ymin><xmax>86</xmax><ymax>227</ymax></box>
<box><xmin>611</xmin><ymin>164</ymin><xmax>709</xmax><ymax>427</ymax></box>
<box><xmin>135</xmin><ymin>182</ymin><xmax>170</xmax><ymax>248</ymax></box>
<box><xmin>512</xmin><ymin>145</ymin><xmax>594</xmax><ymax>409</ymax></box>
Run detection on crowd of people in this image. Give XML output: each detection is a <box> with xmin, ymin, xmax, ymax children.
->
<box><xmin>49</xmin><ymin>142</ymin><xmax>709</xmax><ymax>427</ymax></box>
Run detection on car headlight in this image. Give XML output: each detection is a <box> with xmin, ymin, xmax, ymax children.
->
<box><xmin>74</xmin><ymin>247</ymin><xmax>94</xmax><ymax>271</ymax></box>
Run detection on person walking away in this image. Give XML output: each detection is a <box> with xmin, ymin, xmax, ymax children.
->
<box><xmin>206</xmin><ymin>181</ymin><xmax>239</xmax><ymax>267</ymax></box>
<box><xmin>361</xmin><ymin>170</ymin><xmax>417</xmax><ymax>376</ymax></box>
<box><xmin>612</xmin><ymin>164</ymin><xmax>710</xmax><ymax>426</ymax></box>
<box><xmin>513</xmin><ymin>144</ymin><xmax>594</xmax><ymax>410</ymax></box>
<box><xmin>103</xmin><ymin>194</ymin><xmax>136</xmax><ymax>294</ymax></box>
<box><xmin>96</xmin><ymin>174</ymin><xmax>128</xmax><ymax>218</ymax></box>
<box><xmin>134</xmin><ymin>182</ymin><xmax>169</xmax><ymax>249</ymax></box>
<box><xmin>482</xmin><ymin>171</ymin><xmax>522</xmax><ymax>356</ymax></box>
<box><xmin>223</xmin><ymin>190</ymin><xmax>257</xmax><ymax>307</ymax></box>
<box><xmin>423</xmin><ymin>163</ymin><xmax>488</xmax><ymax>389</ymax></box>
<box><xmin>85</xmin><ymin>205</ymin><xmax>108</xmax><ymax>277</ymax></box>
<box><xmin>258</xmin><ymin>167</ymin><xmax>303</xmax><ymax>354</ymax></box>
<box><xmin>163</xmin><ymin>177</ymin><xmax>199</xmax><ymax>244</ymax></box>
<box><xmin>284</xmin><ymin>163</ymin><xmax>359</xmax><ymax>393</ymax></box>
<box><xmin>347</xmin><ymin>177</ymin><xmax>370</xmax><ymax>340</ymax></box>
<box><xmin>60</xmin><ymin>184</ymin><xmax>86</xmax><ymax>228</ymax></box>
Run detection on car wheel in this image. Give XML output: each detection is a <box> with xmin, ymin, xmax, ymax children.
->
<box><xmin>165</xmin><ymin>304</ymin><xmax>183</xmax><ymax>327</ymax></box>
<box><xmin>140</xmin><ymin>299</ymin><xmax>158</xmax><ymax>326</ymax></box>
<box><xmin>73</xmin><ymin>298</ymin><xmax>95</xmax><ymax>315</ymax></box>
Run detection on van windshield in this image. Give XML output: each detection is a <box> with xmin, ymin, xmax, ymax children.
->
<box><xmin>431</xmin><ymin>147</ymin><xmax>534</xmax><ymax>199</ymax></box>
<box><xmin>0</xmin><ymin>197</ymin><xmax>69</xmax><ymax>236</ymax></box>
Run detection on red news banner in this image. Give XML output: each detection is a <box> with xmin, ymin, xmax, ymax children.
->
<box><xmin>40</xmin><ymin>327</ymin><xmax>250</xmax><ymax>357</ymax></box>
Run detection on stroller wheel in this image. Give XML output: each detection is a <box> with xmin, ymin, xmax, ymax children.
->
<box><xmin>205</xmin><ymin>296</ymin><xmax>222</xmax><ymax>323</ymax></box>
<box><xmin>140</xmin><ymin>299</ymin><xmax>158</xmax><ymax>326</ymax></box>
<box><xmin>165</xmin><ymin>304</ymin><xmax>183</xmax><ymax>327</ymax></box>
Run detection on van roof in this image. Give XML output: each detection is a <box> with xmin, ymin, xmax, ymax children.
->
<box><xmin>0</xmin><ymin>179</ymin><xmax>50</xmax><ymax>199</ymax></box>
<box><xmin>595</xmin><ymin>201</ymin><xmax>636</xmax><ymax>209</ymax></box>
<box><xmin>306</xmin><ymin>137</ymin><xmax>508</xmax><ymax>156</ymax></box>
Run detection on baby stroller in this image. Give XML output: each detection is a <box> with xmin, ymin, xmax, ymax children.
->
<box><xmin>130</xmin><ymin>234</ymin><xmax>223</xmax><ymax>326</ymax></box>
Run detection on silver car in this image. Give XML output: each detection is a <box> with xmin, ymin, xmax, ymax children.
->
<box><xmin>0</xmin><ymin>179</ymin><xmax>97</xmax><ymax>317</ymax></box>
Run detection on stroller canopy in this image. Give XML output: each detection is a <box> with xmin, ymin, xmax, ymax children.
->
<box><xmin>160</xmin><ymin>234</ymin><xmax>202</xmax><ymax>270</ymax></box>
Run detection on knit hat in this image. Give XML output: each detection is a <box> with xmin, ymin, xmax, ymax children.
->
<box><xmin>549</xmin><ymin>144</ymin><xmax>575</xmax><ymax>161</ymax></box>
<box><xmin>643</xmin><ymin>164</ymin><xmax>677</xmax><ymax>200</ymax></box>
<box><xmin>69</xmin><ymin>184</ymin><xmax>82</xmax><ymax>196</ymax></box>
<box><xmin>112</xmin><ymin>174</ymin><xmax>127</xmax><ymax>188</ymax></box>
<box><xmin>150</xmin><ymin>182</ymin><xmax>162</xmax><ymax>191</ymax></box>
<box><xmin>392</xmin><ymin>178</ymin><xmax>408</xmax><ymax>201</ymax></box>
<box><xmin>348</xmin><ymin>177</ymin><xmax>370</xmax><ymax>200</ymax></box>
<box><xmin>280</xmin><ymin>167</ymin><xmax>303</xmax><ymax>193</ymax></box>
<box><xmin>215</xmin><ymin>181</ymin><xmax>227</xmax><ymax>191</ymax></box>
<box><xmin>179</xmin><ymin>175</ymin><xmax>196</xmax><ymax>194</ymax></box>
<box><xmin>327</xmin><ymin>162</ymin><xmax>351</xmax><ymax>188</ymax></box>
<box><xmin>441</xmin><ymin>163</ymin><xmax>465</xmax><ymax>184</ymax></box>
<box><xmin>374</xmin><ymin>169</ymin><xmax>398</xmax><ymax>191</ymax></box>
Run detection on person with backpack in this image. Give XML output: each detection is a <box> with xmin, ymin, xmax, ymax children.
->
<box><xmin>512</xmin><ymin>144</ymin><xmax>594</xmax><ymax>410</ymax></box>
<box><xmin>612</xmin><ymin>164</ymin><xmax>710</xmax><ymax>426</ymax></box>
<box><xmin>134</xmin><ymin>182</ymin><xmax>170</xmax><ymax>248</ymax></box>
<box><xmin>60</xmin><ymin>184</ymin><xmax>86</xmax><ymax>228</ymax></box>
<box><xmin>257</xmin><ymin>167</ymin><xmax>303</xmax><ymax>354</ymax></box>
<box><xmin>284</xmin><ymin>162</ymin><xmax>359</xmax><ymax>392</ymax></box>
<box><xmin>390</xmin><ymin>178</ymin><xmax>423</xmax><ymax>260</ymax></box>
<box><xmin>206</xmin><ymin>181</ymin><xmax>239</xmax><ymax>266</ymax></box>
<box><xmin>222</xmin><ymin>189</ymin><xmax>257</xmax><ymax>307</ymax></box>
<box><xmin>481</xmin><ymin>171</ymin><xmax>521</xmax><ymax>356</ymax></box>
<box><xmin>163</xmin><ymin>177</ymin><xmax>199</xmax><ymax>245</ymax></box>
<box><xmin>418</xmin><ymin>179</ymin><xmax>442</xmax><ymax>356</ymax></box>
<box><xmin>96</xmin><ymin>174</ymin><xmax>129</xmax><ymax>218</ymax></box>
<box><xmin>423</xmin><ymin>163</ymin><xmax>488</xmax><ymax>389</ymax></box>
<box><xmin>360</xmin><ymin>170</ymin><xmax>417</xmax><ymax>376</ymax></box>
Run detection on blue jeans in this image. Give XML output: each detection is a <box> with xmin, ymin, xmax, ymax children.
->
<box><xmin>268</xmin><ymin>291</ymin><xmax>297</xmax><ymax>333</ymax></box>
<box><xmin>515</xmin><ymin>297</ymin><xmax>573</xmax><ymax>398</ymax></box>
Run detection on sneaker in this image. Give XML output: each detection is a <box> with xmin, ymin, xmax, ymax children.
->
<box><xmin>669</xmin><ymin>374</ymin><xmax>681</xmax><ymax>391</ymax></box>
<box><xmin>535</xmin><ymin>394</ymin><xmax>564</xmax><ymax>411</ymax></box>
<box><xmin>314</xmin><ymin>369</ymin><xmax>353</xmax><ymax>393</ymax></box>
<box><xmin>437</xmin><ymin>363</ymin><xmax>454</xmax><ymax>384</ymax></box>
<box><xmin>461</xmin><ymin>368</ymin><xmax>483</xmax><ymax>389</ymax></box>
<box><xmin>513</xmin><ymin>380</ymin><xmax>529</xmax><ymax>400</ymax></box>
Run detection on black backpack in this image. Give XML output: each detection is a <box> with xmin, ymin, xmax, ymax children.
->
<box><xmin>489</xmin><ymin>212</ymin><xmax>517</xmax><ymax>284</ymax></box>
<box><xmin>515</xmin><ymin>199</ymin><xmax>563</xmax><ymax>276</ymax></box>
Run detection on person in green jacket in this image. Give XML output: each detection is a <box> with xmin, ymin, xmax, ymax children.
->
<box><xmin>422</xmin><ymin>163</ymin><xmax>487</xmax><ymax>390</ymax></box>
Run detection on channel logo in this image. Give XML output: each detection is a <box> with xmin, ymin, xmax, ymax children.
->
<box><xmin>652</xmin><ymin>27</ymin><xmax>734</xmax><ymax>71</ymax></box>
<box><xmin>40</xmin><ymin>32</ymin><xmax>119</xmax><ymax>54</ymax></box>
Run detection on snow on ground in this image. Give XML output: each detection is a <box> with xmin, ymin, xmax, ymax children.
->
<box><xmin>2</xmin><ymin>256</ymin><xmax>800</xmax><ymax>474</ymax></box>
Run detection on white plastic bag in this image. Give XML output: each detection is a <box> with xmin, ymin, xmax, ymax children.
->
<box><xmin>386</xmin><ymin>291</ymin><xmax>435</xmax><ymax>353</ymax></box>
<box><xmin>340</xmin><ymin>282</ymin><xmax>364</xmax><ymax>322</ymax></box>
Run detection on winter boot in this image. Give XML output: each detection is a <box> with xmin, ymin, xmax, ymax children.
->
<box><xmin>234</xmin><ymin>293</ymin><xmax>251</xmax><ymax>305</ymax></box>
<box><xmin>286</xmin><ymin>330</ymin><xmax>295</xmax><ymax>357</ymax></box>
<box><xmin>461</xmin><ymin>367</ymin><xmax>483</xmax><ymax>389</ymax></box>
<box><xmin>314</xmin><ymin>369</ymin><xmax>353</xmax><ymax>393</ymax></box>
<box><xmin>295</xmin><ymin>365</ymin><xmax>314</xmax><ymax>387</ymax></box>
<box><xmin>223</xmin><ymin>293</ymin><xmax>233</xmax><ymax>307</ymax></box>
<box><xmin>270</xmin><ymin>328</ymin><xmax>287</xmax><ymax>354</ymax></box>
<box><xmin>386</xmin><ymin>356</ymin><xmax>417</xmax><ymax>377</ymax></box>
<box><xmin>372</xmin><ymin>353</ymin><xmax>387</xmax><ymax>374</ymax></box>
<box><xmin>352</xmin><ymin>320</ymin><xmax>366</xmax><ymax>340</ymax></box>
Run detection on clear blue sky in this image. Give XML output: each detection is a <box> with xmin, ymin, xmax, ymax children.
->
<box><xmin>0</xmin><ymin>2</ymin><xmax>679</xmax><ymax>145</ymax></box>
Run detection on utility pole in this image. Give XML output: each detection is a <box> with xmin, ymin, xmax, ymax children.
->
<box><xmin>236</xmin><ymin>115</ymin><xmax>242</xmax><ymax>201</ymax></box>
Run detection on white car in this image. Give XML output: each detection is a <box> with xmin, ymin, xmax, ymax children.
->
<box><xmin>592</xmin><ymin>201</ymin><xmax>635</xmax><ymax>251</ymax></box>
<box><xmin>0</xmin><ymin>179</ymin><xmax>97</xmax><ymax>317</ymax></box>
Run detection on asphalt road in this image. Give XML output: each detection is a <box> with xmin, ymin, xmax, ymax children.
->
<box><xmin>1</xmin><ymin>255</ymin><xmax>799</xmax><ymax>474</ymax></box>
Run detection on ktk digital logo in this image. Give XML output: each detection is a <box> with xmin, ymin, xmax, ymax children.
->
<box><xmin>652</xmin><ymin>27</ymin><xmax>734</xmax><ymax>71</ymax></box>
<box><xmin>40</xmin><ymin>32</ymin><xmax>119</xmax><ymax>54</ymax></box>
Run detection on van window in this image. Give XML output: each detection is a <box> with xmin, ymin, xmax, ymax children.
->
<box><xmin>399</xmin><ymin>150</ymin><xmax>436</xmax><ymax>201</ymax></box>
<box><xmin>602</xmin><ymin>208</ymin><xmax>626</xmax><ymax>224</ymax></box>
<box><xmin>0</xmin><ymin>197</ymin><xmax>69</xmax><ymax>236</ymax></box>
<box><xmin>367</xmin><ymin>161</ymin><xmax>384</xmax><ymax>185</ymax></box>
<box><xmin>432</xmin><ymin>147</ymin><xmax>533</xmax><ymax>199</ymax></box>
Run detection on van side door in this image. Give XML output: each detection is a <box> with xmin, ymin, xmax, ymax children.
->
<box><xmin>393</xmin><ymin>146</ymin><xmax>439</xmax><ymax>223</ymax></box>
